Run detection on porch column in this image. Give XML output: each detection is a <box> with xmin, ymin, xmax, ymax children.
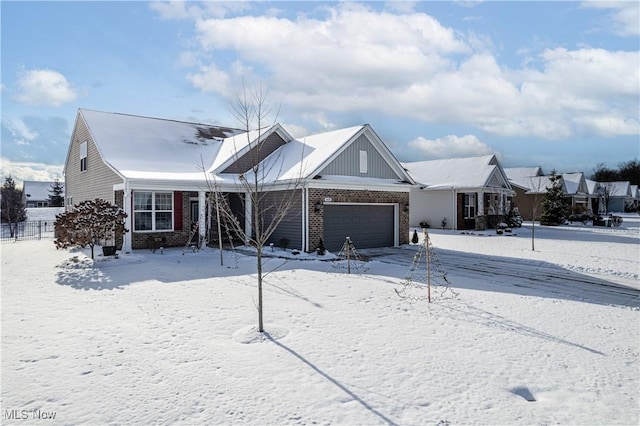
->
<box><xmin>477</xmin><ymin>191</ymin><xmax>484</xmax><ymax>216</ymax></box>
<box><xmin>123</xmin><ymin>189</ymin><xmax>132</xmax><ymax>253</ymax></box>
<box><xmin>198</xmin><ymin>191</ymin><xmax>206</xmax><ymax>243</ymax></box>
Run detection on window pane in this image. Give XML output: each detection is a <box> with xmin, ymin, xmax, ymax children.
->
<box><xmin>155</xmin><ymin>193</ymin><xmax>172</xmax><ymax>211</ymax></box>
<box><xmin>155</xmin><ymin>212</ymin><xmax>173</xmax><ymax>230</ymax></box>
<box><xmin>134</xmin><ymin>192</ymin><xmax>152</xmax><ymax>210</ymax></box>
<box><xmin>134</xmin><ymin>212</ymin><xmax>152</xmax><ymax>231</ymax></box>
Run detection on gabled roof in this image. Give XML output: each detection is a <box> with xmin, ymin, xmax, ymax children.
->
<box><xmin>585</xmin><ymin>179</ymin><xmax>601</xmax><ymax>195</ymax></box>
<box><xmin>504</xmin><ymin>166</ymin><xmax>543</xmax><ymax>179</ymax></box>
<box><xmin>76</xmin><ymin>108</ymin><xmax>245</xmax><ymax>178</ymax></box>
<box><xmin>23</xmin><ymin>181</ymin><xmax>56</xmax><ymax>201</ymax></box>
<box><xmin>510</xmin><ymin>175</ymin><xmax>566</xmax><ymax>194</ymax></box>
<box><xmin>241</xmin><ymin>124</ymin><xmax>414</xmax><ymax>185</ymax></box>
<box><xmin>403</xmin><ymin>154</ymin><xmax>510</xmax><ymax>190</ymax></box>
<box><xmin>561</xmin><ymin>172</ymin><xmax>588</xmax><ymax>195</ymax></box>
<box><xmin>631</xmin><ymin>185</ymin><xmax>639</xmax><ymax>199</ymax></box>
<box><xmin>602</xmin><ymin>181</ymin><xmax>632</xmax><ymax>197</ymax></box>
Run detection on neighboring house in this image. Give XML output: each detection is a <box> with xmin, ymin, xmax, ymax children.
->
<box><xmin>403</xmin><ymin>154</ymin><xmax>513</xmax><ymax>230</ymax></box>
<box><xmin>509</xmin><ymin>175</ymin><xmax>566</xmax><ymax>221</ymax></box>
<box><xmin>504</xmin><ymin>167</ymin><xmax>543</xmax><ymax>180</ymax></box>
<box><xmin>63</xmin><ymin>108</ymin><xmax>413</xmax><ymax>253</ymax></box>
<box><xmin>22</xmin><ymin>181</ymin><xmax>57</xmax><ymax>208</ymax></box>
<box><xmin>600</xmin><ymin>181</ymin><xmax>633</xmax><ymax>213</ymax></box>
<box><xmin>561</xmin><ymin>172</ymin><xmax>590</xmax><ymax>214</ymax></box>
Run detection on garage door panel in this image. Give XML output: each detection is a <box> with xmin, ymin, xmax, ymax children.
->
<box><xmin>323</xmin><ymin>205</ymin><xmax>394</xmax><ymax>252</ymax></box>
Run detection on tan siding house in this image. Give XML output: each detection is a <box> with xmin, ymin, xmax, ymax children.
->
<box><xmin>63</xmin><ymin>109</ymin><xmax>414</xmax><ymax>253</ymax></box>
<box><xmin>64</xmin><ymin>113</ymin><xmax>122</xmax><ymax>206</ymax></box>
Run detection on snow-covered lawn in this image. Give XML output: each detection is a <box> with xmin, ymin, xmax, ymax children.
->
<box><xmin>1</xmin><ymin>215</ymin><xmax>639</xmax><ymax>425</ymax></box>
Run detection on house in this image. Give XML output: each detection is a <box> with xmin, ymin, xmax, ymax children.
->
<box><xmin>403</xmin><ymin>154</ymin><xmax>513</xmax><ymax>230</ymax></box>
<box><xmin>508</xmin><ymin>175</ymin><xmax>566</xmax><ymax>221</ymax></box>
<box><xmin>600</xmin><ymin>181</ymin><xmax>633</xmax><ymax>213</ymax></box>
<box><xmin>22</xmin><ymin>181</ymin><xmax>56</xmax><ymax>207</ymax></box>
<box><xmin>561</xmin><ymin>172</ymin><xmax>590</xmax><ymax>214</ymax></box>
<box><xmin>504</xmin><ymin>167</ymin><xmax>543</xmax><ymax>180</ymax></box>
<box><xmin>63</xmin><ymin>108</ymin><xmax>413</xmax><ymax>253</ymax></box>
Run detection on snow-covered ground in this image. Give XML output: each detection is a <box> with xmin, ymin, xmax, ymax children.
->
<box><xmin>1</xmin><ymin>215</ymin><xmax>638</xmax><ymax>425</ymax></box>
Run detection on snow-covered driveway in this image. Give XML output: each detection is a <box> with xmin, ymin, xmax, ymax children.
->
<box><xmin>360</xmin><ymin>245</ymin><xmax>640</xmax><ymax>308</ymax></box>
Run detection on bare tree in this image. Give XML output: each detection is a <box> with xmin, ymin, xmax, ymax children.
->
<box><xmin>599</xmin><ymin>182</ymin><xmax>618</xmax><ymax>214</ymax></box>
<box><xmin>526</xmin><ymin>176</ymin><xmax>547</xmax><ymax>251</ymax></box>
<box><xmin>207</xmin><ymin>82</ymin><xmax>305</xmax><ymax>333</ymax></box>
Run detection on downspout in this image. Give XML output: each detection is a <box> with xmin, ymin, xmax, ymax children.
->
<box><xmin>123</xmin><ymin>180</ymin><xmax>132</xmax><ymax>253</ymax></box>
<box><xmin>302</xmin><ymin>187</ymin><xmax>308</xmax><ymax>252</ymax></box>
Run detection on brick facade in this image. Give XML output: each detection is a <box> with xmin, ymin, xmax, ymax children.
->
<box><xmin>307</xmin><ymin>188</ymin><xmax>409</xmax><ymax>252</ymax></box>
<box><xmin>116</xmin><ymin>190</ymin><xmax>195</xmax><ymax>250</ymax></box>
<box><xmin>117</xmin><ymin>188</ymin><xmax>409</xmax><ymax>251</ymax></box>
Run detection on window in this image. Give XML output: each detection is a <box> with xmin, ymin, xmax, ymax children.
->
<box><xmin>134</xmin><ymin>191</ymin><xmax>173</xmax><ymax>231</ymax></box>
<box><xmin>359</xmin><ymin>150</ymin><xmax>368</xmax><ymax>173</ymax></box>
<box><xmin>80</xmin><ymin>141</ymin><xmax>88</xmax><ymax>172</ymax></box>
<box><xmin>464</xmin><ymin>193</ymin><xmax>476</xmax><ymax>219</ymax></box>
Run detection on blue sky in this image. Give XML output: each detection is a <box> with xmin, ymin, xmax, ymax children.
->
<box><xmin>2</xmin><ymin>1</ymin><xmax>639</xmax><ymax>185</ymax></box>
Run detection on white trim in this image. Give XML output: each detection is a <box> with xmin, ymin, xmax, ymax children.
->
<box><xmin>308</xmin><ymin>180</ymin><xmax>411</xmax><ymax>192</ymax></box>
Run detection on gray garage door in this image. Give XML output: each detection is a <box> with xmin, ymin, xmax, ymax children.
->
<box><xmin>323</xmin><ymin>204</ymin><xmax>394</xmax><ymax>252</ymax></box>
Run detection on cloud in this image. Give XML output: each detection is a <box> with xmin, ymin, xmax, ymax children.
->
<box><xmin>2</xmin><ymin>117</ymin><xmax>39</xmax><ymax>146</ymax></box>
<box><xmin>187</xmin><ymin>63</ymin><xmax>232</xmax><ymax>96</ymax></box>
<box><xmin>581</xmin><ymin>1</ymin><xmax>640</xmax><ymax>37</ymax></box>
<box><xmin>165</xmin><ymin>3</ymin><xmax>638</xmax><ymax>141</ymax></box>
<box><xmin>408</xmin><ymin>134</ymin><xmax>494</xmax><ymax>159</ymax></box>
<box><xmin>0</xmin><ymin>157</ymin><xmax>63</xmax><ymax>186</ymax></box>
<box><xmin>15</xmin><ymin>69</ymin><xmax>77</xmax><ymax>106</ymax></box>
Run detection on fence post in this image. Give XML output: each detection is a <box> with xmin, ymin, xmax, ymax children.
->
<box><xmin>38</xmin><ymin>221</ymin><xmax>42</xmax><ymax>240</ymax></box>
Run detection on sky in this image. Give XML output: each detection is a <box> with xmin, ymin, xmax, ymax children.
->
<box><xmin>1</xmin><ymin>1</ymin><xmax>639</xmax><ymax>186</ymax></box>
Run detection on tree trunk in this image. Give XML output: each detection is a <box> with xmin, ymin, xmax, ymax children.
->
<box><xmin>257</xmin><ymin>247</ymin><xmax>264</xmax><ymax>332</ymax></box>
<box><xmin>531</xmin><ymin>222</ymin><xmax>535</xmax><ymax>251</ymax></box>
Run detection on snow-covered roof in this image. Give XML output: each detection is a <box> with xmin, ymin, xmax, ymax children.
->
<box><xmin>631</xmin><ymin>185</ymin><xmax>639</xmax><ymax>199</ymax></box>
<box><xmin>403</xmin><ymin>154</ymin><xmax>510</xmax><ymax>190</ymax></box>
<box><xmin>239</xmin><ymin>124</ymin><xmax>413</xmax><ymax>186</ymax></box>
<box><xmin>23</xmin><ymin>181</ymin><xmax>56</xmax><ymax>201</ymax></box>
<box><xmin>510</xmin><ymin>175</ymin><xmax>564</xmax><ymax>194</ymax></box>
<box><xmin>79</xmin><ymin>109</ymin><xmax>245</xmax><ymax>178</ymax></box>
<box><xmin>561</xmin><ymin>172</ymin><xmax>587</xmax><ymax>195</ymax></box>
<box><xmin>504</xmin><ymin>167</ymin><xmax>543</xmax><ymax>179</ymax></box>
<box><xmin>585</xmin><ymin>179</ymin><xmax>601</xmax><ymax>195</ymax></box>
<box><xmin>603</xmin><ymin>181</ymin><xmax>632</xmax><ymax>197</ymax></box>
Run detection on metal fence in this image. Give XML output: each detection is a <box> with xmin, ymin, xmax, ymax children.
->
<box><xmin>1</xmin><ymin>221</ymin><xmax>56</xmax><ymax>242</ymax></box>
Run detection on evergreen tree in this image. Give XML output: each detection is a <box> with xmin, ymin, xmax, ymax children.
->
<box><xmin>540</xmin><ymin>173</ymin><xmax>567</xmax><ymax>226</ymax></box>
<box><xmin>48</xmin><ymin>178</ymin><xmax>65</xmax><ymax>207</ymax></box>
<box><xmin>1</xmin><ymin>176</ymin><xmax>27</xmax><ymax>237</ymax></box>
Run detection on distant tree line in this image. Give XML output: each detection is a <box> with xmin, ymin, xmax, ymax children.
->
<box><xmin>590</xmin><ymin>159</ymin><xmax>639</xmax><ymax>185</ymax></box>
